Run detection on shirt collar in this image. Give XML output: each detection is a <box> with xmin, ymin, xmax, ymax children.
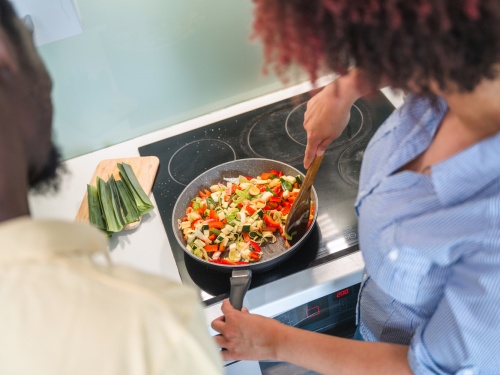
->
<box><xmin>382</xmin><ymin>95</ymin><xmax>447</xmax><ymax>177</ymax></box>
<box><xmin>400</xmin><ymin>95</ymin><xmax>500</xmax><ymax>206</ymax></box>
<box><xmin>0</xmin><ymin>217</ymin><xmax>108</xmax><ymax>263</ymax></box>
<box><xmin>431</xmin><ymin>130</ymin><xmax>500</xmax><ymax>206</ymax></box>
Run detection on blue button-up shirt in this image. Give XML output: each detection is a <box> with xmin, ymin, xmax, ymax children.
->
<box><xmin>355</xmin><ymin>95</ymin><xmax>500</xmax><ymax>374</ymax></box>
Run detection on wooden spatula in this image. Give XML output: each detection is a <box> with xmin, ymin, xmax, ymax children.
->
<box><xmin>285</xmin><ymin>155</ymin><xmax>323</xmax><ymax>246</ymax></box>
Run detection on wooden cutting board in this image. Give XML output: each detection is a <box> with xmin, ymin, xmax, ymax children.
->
<box><xmin>75</xmin><ymin>156</ymin><xmax>160</xmax><ymax>230</ymax></box>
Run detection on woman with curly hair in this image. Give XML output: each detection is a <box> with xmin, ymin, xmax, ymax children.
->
<box><xmin>211</xmin><ymin>1</ymin><xmax>500</xmax><ymax>373</ymax></box>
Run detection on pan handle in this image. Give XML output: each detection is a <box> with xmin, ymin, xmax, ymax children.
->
<box><xmin>229</xmin><ymin>270</ymin><xmax>252</xmax><ymax>310</ymax></box>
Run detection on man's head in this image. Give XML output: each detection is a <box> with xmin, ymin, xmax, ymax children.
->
<box><xmin>251</xmin><ymin>0</ymin><xmax>500</xmax><ymax>96</ymax></box>
<box><xmin>0</xmin><ymin>0</ymin><xmax>63</xmax><ymax>197</ymax></box>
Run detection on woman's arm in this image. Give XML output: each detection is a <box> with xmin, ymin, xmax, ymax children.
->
<box><xmin>304</xmin><ymin>69</ymin><xmax>388</xmax><ymax>168</ymax></box>
<box><xmin>211</xmin><ymin>299</ymin><xmax>411</xmax><ymax>375</ymax></box>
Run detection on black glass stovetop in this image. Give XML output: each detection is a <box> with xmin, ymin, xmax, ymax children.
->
<box><xmin>139</xmin><ymin>89</ymin><xmax>394</xmax><ymax>306</ymax></box>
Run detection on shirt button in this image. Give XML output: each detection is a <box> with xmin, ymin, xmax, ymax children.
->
<box><xmin>388</xmin><ymin>249</ymin><xmax>399</xmax><ymax>261</ymax></box>
<box><xmin>458</xmin><ymin>369</ymin><xmax>476</xmax><ymax>375</ymax></box>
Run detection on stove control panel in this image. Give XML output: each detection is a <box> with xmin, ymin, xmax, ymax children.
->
<box><xmin>272</xmin><ymin>283</ymin><xmax>361</xmax><ymax>334</ymax></box>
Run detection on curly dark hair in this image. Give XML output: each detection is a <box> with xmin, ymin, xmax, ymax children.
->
<box><xmin>251</xmin><ymin>0</ymin><xmax>500</xmax><ymax>94</ymax></box>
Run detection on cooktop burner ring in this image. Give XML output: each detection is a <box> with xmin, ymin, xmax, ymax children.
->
<box><xmin>284</xmin><ymin>101</ymin><xmax>307</xmax><ymax>147</ymax></box>
<box><xmin>337</xmin><ymin>141</ymin><xmax>368</xmax><ymax>186</ymax></box>
<box><xmin>245</xmin><ymin>106</ymin><xmax>307</xmax><ymax>163</ymax></box>
<box><xmin>285</xmin><ymin>102</ymin><xmax>365</xmax><ymax>147</ymax></box>
<box><xmin>167</xmin><ymin>139</ymin><xmax>237</xmax><ymax>186</ymax></box>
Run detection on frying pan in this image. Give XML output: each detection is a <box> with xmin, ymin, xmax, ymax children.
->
<box><xmin>172</xmin><ymin>158</ymin><xmax>318</xmax><ymax>310</ymax></box>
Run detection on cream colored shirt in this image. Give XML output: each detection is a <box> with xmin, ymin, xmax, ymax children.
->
<box><xmin>0</xmin><ymin>217</ymin><xmax>222</xmax><ymax>375</ymax></box>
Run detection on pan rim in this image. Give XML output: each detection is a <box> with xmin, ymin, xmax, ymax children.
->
<box><xmin>171</xmin><ymin>158</ymin><xmax>319</xmax><ymax>270</ymax></box>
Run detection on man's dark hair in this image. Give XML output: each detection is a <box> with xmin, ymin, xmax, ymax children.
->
<box><xmin>0</xmin><ymin>0</ymin><xmax>65</xmax><ymax>193</ymax></box>
<box><xmin>252</xmin><ymin>0</ymin><xmax>500</xmax><ymax>95</ymax></box>
<box><xmin>0</xmin><ymin>0</ymin><xmax>21</xmax><ymax>44</ymax></box>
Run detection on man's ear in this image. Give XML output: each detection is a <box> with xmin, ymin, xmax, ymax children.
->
<box><xmin>0</xmin><ymin>28</ymin><xmax>18</xmax><ymax>74</ymax></box>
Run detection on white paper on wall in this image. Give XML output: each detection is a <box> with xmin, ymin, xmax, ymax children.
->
<box><xmin>9</xmin><ymin>0</ymin><xmax>83</xmax><ymax>46</ymax></box>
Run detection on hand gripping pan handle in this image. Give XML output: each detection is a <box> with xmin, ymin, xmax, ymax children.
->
<box><xmin>229</xmin><ymin>270</ymin><xmax>252</xmax><ymax>310</ymax></box>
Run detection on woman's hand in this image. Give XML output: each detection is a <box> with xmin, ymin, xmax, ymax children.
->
<box><xmin>212</xmin><ymin>300</ymin><xmax>411</xmax><ymax>374</ymax></box>
<box><xmin>303</xmin><ymin>69</ymin><xmax>373</xmax><ymax>169</ymax></box>
<box><xmin>211</xmin><ymin>299</ymin><xmax>285</xmax><ymax>362</ymax></box>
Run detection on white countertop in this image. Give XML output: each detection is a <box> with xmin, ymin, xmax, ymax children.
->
<box><xmin>29</xmin><ymin>78</ymin><xmax>404</xmax><ymax>330</ymax></box>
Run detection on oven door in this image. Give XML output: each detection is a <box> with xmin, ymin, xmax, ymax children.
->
<box><xmin>224</xmin><ymin>283</ymin><xmax>360</xmax><ymax>375</ymax></box>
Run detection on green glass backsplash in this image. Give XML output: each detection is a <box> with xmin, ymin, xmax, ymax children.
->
<box><xmin>38</xmin><ymin>0</ymin><xmax>305</xmax><ymax>160</ymax></box>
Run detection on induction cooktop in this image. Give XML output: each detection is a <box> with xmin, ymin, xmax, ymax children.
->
<box><xmin>139</xmin><ymin>89</ymin><xmax>394</xmax><ymax>305</ymax></box>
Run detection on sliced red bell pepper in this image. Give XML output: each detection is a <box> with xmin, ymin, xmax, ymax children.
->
<box><xmin>261</xmin><ymin>226</ymin><xmax>277</xmax><ymax>232</ymax></box>
<box><xmin>208</xmin><ymin>221</ymin><xmax>225</xmax><ymax>229</ymax></box>
<box><xmin>250</xmin><ymin>241</ymin><xmax>261</xmax><ymax>252</ymax></box>
<box><xmin>221</xmin><ymin>259</ymin><xmax>236</xmax><ymax>265</ymax></box>
<box><xmin>246</xmin><ymin>206</ymin><xmax>256</xmax><ymax>215</ymax></box>
<box><xmin>263</xmin><ymin>214</ymin><xmax>280</xmax><ymax>228</ymax></box>
<box><xmin>198</xmin><ymin>189</ymin><xmax>211</xmax><ymax>198</ymax></box>
<box><xmin>205</xmin><ymin>244</ymin><xmax>219</xmax><ymax>252</ymax></box>
<box><xmin>267</xmin><ymin>202</ymin><xmax>279</xmax><ymax>209</ymax></box>
<box><xmin>249</xmin><ymin>251</ymin><xmax>261</xmax><ymax>261</ymax></box>
<box><xmin>210</xmin><ymin>258</ymin><xmax>233</xmax><ymax>265</ymax></box>
<box><xmin>191</xmin><ymin>218</ymin><xmax>201</xmax><ymax>229</ymax></box>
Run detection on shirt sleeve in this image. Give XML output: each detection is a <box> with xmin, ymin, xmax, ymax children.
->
<box><xmin>408</xmin><ymin>246</ymin><xmax>500</xmax><ymax>374</ymax></box>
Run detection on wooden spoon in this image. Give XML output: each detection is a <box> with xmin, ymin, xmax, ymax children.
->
<box><xmin>285</xmin><ymin>155</ymin><xmax>324</xmax><ymax>246</ymax></box>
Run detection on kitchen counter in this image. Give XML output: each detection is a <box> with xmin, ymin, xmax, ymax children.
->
<box><xmin>29</xmin><ymin>78</ymin><xmax>404</xmax><ymax>334</ymax></box>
